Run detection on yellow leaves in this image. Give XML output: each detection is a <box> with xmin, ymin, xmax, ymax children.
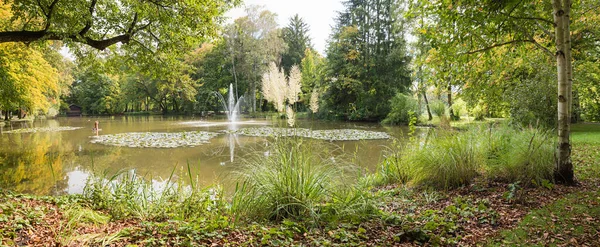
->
<box><xmin>0</xmin><ymin>43</ymin><xmax>60</xmax><ymax>113</ymax></box>
<box><xmin>345</xmin><ymin>49</ymin><xmax>360</xmax><ymax>61</ymax></box>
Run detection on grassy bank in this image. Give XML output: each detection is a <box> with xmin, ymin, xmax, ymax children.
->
<box><xmin>1</xmin><ymin>123</ymin><xmax>599</xmax><ymax>246</ymax></box>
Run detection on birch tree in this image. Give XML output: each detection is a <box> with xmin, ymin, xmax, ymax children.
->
<box><xmin>410</xmin><ymin>0</ymin><xmax>586</xmax><ymax>184</ymax></box>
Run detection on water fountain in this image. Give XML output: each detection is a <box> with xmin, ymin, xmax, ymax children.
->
<box><xmin>214</xmin><ymin>83</ymin><xmax>244</xmax><ymax>122</ymax></box>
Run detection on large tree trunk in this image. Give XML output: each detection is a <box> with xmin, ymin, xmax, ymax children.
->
<box><xmin>552</xmin><ymin>0</ymin><xmax>575</xmax><ymax>184</ymax></box>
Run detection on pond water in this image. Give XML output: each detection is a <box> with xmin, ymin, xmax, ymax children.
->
<box><xmin>0</xmin><ymin>116</ymin><xmax>411</xmax><ymax>196</ymax></box>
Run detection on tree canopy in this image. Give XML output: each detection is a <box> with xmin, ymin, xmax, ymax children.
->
<box><xmin>0</xmin><ymin>0</ymin><xmax>236</xmax><ymax>54</ymax></box>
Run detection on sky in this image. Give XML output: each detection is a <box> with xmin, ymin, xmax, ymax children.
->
<box><xmin>225</xmin><ymin>0</ymin><xmax>345</xmax><ymax>55</ymax></box>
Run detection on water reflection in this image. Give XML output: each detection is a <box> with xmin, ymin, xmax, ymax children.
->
<box><xmin>0</xmin><ymin>130</ymin><xmax>70</xmax><ymax>195</ymax></box>
<box><xmin>0</xmin><ymin>116</ymin><xmax>406</xmax><ymax>196</ymax></box>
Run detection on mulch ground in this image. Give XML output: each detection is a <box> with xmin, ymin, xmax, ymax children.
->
<box><xmin>2</xmin><ymin>180</ymin><xmax>598</xmax><ymax>246</ymax></box>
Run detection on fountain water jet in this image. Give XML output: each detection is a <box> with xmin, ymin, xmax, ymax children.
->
<box><xmin>214</xmin><ymin>83</ymin><xmax>244</xmax><ymax>122</ymax></box>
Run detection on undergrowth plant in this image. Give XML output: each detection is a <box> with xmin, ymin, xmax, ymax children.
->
<box><xmin>408</xmin><ymin>130</ymin><xmax>483</xmax><ymax>190</ymax></box>
<box><xmin>82</xmin><ymin>163</ymin><xmax>227</xmax><ymax>222</ymax></box>
<box><xmin>231</xmin><ymin>136</ymin><xmax>359</xmax><ymax>223</ymax></box>
<box><xmin>483</xmin><ymin>125</ymin><xmax>555</xmax><ymax>186</ymax></box>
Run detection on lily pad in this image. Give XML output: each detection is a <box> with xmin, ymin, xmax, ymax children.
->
<box><xmin>90</xmin><ymin>131</ymin><xmax>219</xmax><ymax>148</ymax></box>
<box><xmin>3</xmin><ymin>126</ymin><xmax>83</xmax><ymax>134</ymax></box>
<box><xmin>232</xmin><ymin>127</ymin><xmax>391</xmax><ymax>141</ymax></box>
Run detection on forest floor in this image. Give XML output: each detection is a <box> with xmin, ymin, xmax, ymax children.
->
<box><xmin>1</xmin><ymin>123</ymin><xmax>599</xmax><ymax>246</ymax></box>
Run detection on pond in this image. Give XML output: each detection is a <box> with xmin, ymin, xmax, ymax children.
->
<box><xmin>0</xmin><ymin>116</ymin><xmax>412</xmax><ymax>196</ymax></box>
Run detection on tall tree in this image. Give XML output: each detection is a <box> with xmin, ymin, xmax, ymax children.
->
<box><xmin>0</xmin><ymin>43</ymin><xmax>60</xmax><ymax>120</ymax></box>
<box><xmin>223</xmin><ymin>6</ymin><xmax>286</xmax><ymax>112</ymax></box>
<box><xmin>410</xmin><ymin>0</ymin><xmax>597</xmax><ymax>184</ymax></box>
<box><xmin>282</xmin><ymin>14</ymin><xmax>312</xmax><ymax>75</ymax></box>
<box><xmin>324</xmin><ymin>0</ymin><xmax>411</xmax><ymax>120</ymax></box>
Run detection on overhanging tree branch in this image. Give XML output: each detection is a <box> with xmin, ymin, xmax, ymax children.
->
<box><xmin>0</xmin><ymin>31</ymin><xmax>131</xmax><ymax>50</ymax></box>
<box><xmin>463</xmin><ymin>39</ymin><xmax>536</xmax><ymax>54</ymax></box>
<box><xmin>79</xmin><ymin>0</ymin><xmax>98</xmax><ymax>36</ymax></box>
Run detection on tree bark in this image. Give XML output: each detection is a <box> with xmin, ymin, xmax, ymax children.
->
<box><xmin>553</xmin><ymin>0</ymin><xmax>575</xmax><ymax>184</ymax></box>
<box><xmin>447</xmin><ymin>83</ymin><xmax>456</xmax><ymax>120</ymax></box>
<box><xmin>0</xmin><ymin>31</ymin><xmax>132</xmax><ymax>50</ymax></box>
<box><xmin>423</xmin><ymin>92</ymin><xmax>433</xmax><ymax>121</ymax></box>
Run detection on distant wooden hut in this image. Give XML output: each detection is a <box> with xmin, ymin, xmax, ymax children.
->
<box><xmin>67</xmin><ymin>104</ymin><xmax>82</xmax><ymax>117</ymax></box>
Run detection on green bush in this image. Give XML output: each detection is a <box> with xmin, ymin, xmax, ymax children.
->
<box><xmin>451</xmin><ymin>98</ymin><xmax>467</xmax><ymax>120</ymax></box>
<box><xmin>382</xmin><ymin>93</ymin><xmax>420</xmax><ymax>125</ymax></box>
<box><xmin>483</xmin><ymin>125</ymin><xmax>555</xmax><ymax>186</ymax></box>
<box><xmin>505</xmin><ymin>65</ymin><xmax>557</xmax><ymax>127</ymax></box>
<box><xmin>470</xmin><ymin>103</ymin><xmax>486</xmax><ymax>121</ymax></box>
<box><xmin>430</xmin><ymin>100</ymin><xmax>447</xmax><ymax>118</ymax></box>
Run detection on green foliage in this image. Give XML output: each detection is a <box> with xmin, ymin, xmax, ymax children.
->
<box><xmin>282</xmin><ymin>14</ymin><xmax>312</xmax><ymax>75</ymax></box>
<box><xmin>0</xmin><ymin>43</ymin><xmax>60</xmax><ymax>117</ymax></box>
<box><xmin>83</xmin><ymin>166</ymin><xmax>227</xmax><ymax>222</ymax></box>
<box><xmin>1</xmin><ymin>0</ymin><xmax>235</xmax><ymax>57</ymax></box>
<box><xmin>72</xmin><ymin>68</ymin><xmax>123</xmax><ymax>115</ymax></box>
<box><xmin>371</xmin><ymin>140</ymin><xmax>414</xmax><ymax>186</ymax></box>
<box><xmin>576</xmin><ymin>60</ymin><xmax>600</xmax><ymax>122</ymax></box>
<box><xmin>322</xmin><ymin>0</ymin><xmax>412</xmax><ymax>121</ymax></box>
<box><xmin>382</xmin><ymin>93</ymin><xmax>420</xmax><ymax>125</ymax></box>
<box><xmin>451</xmin><ymin>98</ymin><xmax>467</xmax><ymax>120</ymax></box>
<box><xmin>470</xmin><ymin>103</ymin><xmax>487</xmax><ymax>121</ymax></box>
<box><xmin>430</xmin><ymin>100</ymin><xmax>446</xmax><ymax>118</ymax></box>
<box><xmin>483</xmin><ymin>125</ymin><xmax>556</xmax><ymax>186</ymax></box>
<box><xmin>300</xmin><ymin>48</ymin><xmax>325</xmax><ymax>105</ymax></box>
<box><xmin>409</xmin><ymin>131</ymin><xmax>483</xmax><ymax>190</ymax></box>
<box><xmin>505</xmin><ymin>59</ymin><xmax>557</xmax><ymax>127</ymax></box>
<box><xmin>231</xmin><ymin>137</ymin><xmax>342</xmax><ymax>222</ymax></box>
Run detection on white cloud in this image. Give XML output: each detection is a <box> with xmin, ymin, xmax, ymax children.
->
<box><xmin>225</xmin><ymin>0</ymin><xmax>344</xmax><ymax>55</ymax></box>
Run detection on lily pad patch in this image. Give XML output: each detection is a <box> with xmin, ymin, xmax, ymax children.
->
<box><xmin>90</xmin><ymin>131</ymin><xmax>219</xmax><ymax>148</ymax></box>
<box><xmin>2</xmin><ymin>126</ymin><xmax>83</xmax><ymax>134</ymax></box>
<box><xmin>233</xmin><ymin>127</ymin><xmax>391</xmax><ymax>141</ymax></box>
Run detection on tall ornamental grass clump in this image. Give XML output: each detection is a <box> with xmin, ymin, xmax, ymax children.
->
<box><xmin>83</xmin><ymin>166</ymin><xmax>226</xmax><ymax>222</ymax></box>
<box><xmin>408</xmin><ymin>131</ymin><xmax>484</xmax><ymax>190</ymax></box>
<box><xmin>371</xmin><ymin>140</ymin><xmax>414</xmax><ymax>186</ymax></box>
<box><xmin>231</xmin><ymin>137</ymin><xmax>344</xmax><ymax>222</ymax></box>
<box><xmin>483</xmin><ymin>125</ymin><xmax>555</xmax><ymax>186</ymax></box>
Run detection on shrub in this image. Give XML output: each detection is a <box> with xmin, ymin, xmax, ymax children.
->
<box><xmin>505</xmin><ymin>65</ymin><xmax>557</xmax><ymax>127</ymax></box>
<box><xmin>470</xmin><ymin>103</ymin><xmax>487</xmax><ymax>121</ymax></box>
<box><xmin>451</xmin><ymin>98</ymin><xmax>467</xmax><ymax>120</ymax></box>
<box><xmin>483</xmin><ymin>125</ymin><xmax>555</xmax><ymax>186</ymax></box>
<box><xmin>382</xmin><ymin>93</ymin><xmax>420</xmax><ymax>125</ymax></box>
<box><xmin>430</xmin><ymin>100</ymin><xmax>446</xmax><ymax>118</ymax></box>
